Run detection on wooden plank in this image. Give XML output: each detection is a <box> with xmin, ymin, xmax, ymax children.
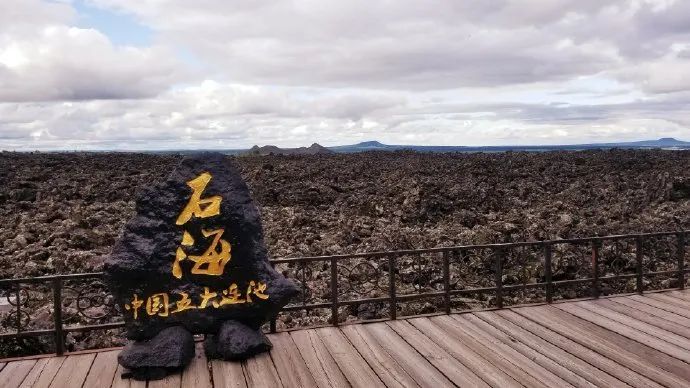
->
<box><xmin>572</xmin><ymin>300</ymin><xmax>690</xmax><ymax>350</ymax></box>
<box><xmin>668</xmin><ymin>290</ymin><xmax>690</xmax><ymax>301</ymax></box>
<box><xmin>454</xmin><ymin>314</ymin><xmax>585</xmax><ymax>388</ymax></box>
<box><xmin>537</xmin><ymin>306</ymin><xmax>690</xmax><ymax>384</ymax></box>
<box><xmin>555</xmin><ymin>302</ymin><xmax>690</xmax><ymax>362</ymax></box>
<box><xmin>82</xmin><ymin>351</ymin><xmax>119</xmax><ymax>388</ymax></box>
<box><xmin>0</xmin><ymin>359</ymin><xmax>37</xmax><ymax>388</ymax></box>
<box><xmin>653</xmin><ymin>291</ymin><xmax>690</xmax><ymax>303</ymax></box>
<box><xmin>148</xmin><ymin>372</ymin><xmax>181</xmax><ymax>388</ymax></box>
<box><xmin>110</xmin><ymin>365</ymin><xmax>127</xmax><ymax>388</ymax></box>
<box><xmin>473</xmin><ymin>311</ymin><xmax>619</xmax><ymax>388</ymax></box>
<box><xmin>363</xmin><ymin>322</ymin><xmax>452</xmax><ymax>387</ymax></box>
<box><xmin>511</xmin><ymin>306</ymin><xmax>688</xmax><ymax>387</ymax></box>
<box><xmin>111</xmin><ymin>364</ymin><xmax>146</xmax><ymax>388</ymax></box>
<box><xmin>242</xmin><ymin>352</ymin><xmax>282</xmax><ymax>387</ymax></box>
<box><xmin>316</xmin><ymin>327</ymin><xmax>384</xmax><ymax>388</ymax></box>
<box><xmin>628</xmin><ymin>294</ymin><xmax>690</xmax><ymax>319</ymax></box>
<box><xmin>647</xmin><ymin>293</ymin><xmax>690</xmax><ymax>308</ymax></box>
<box><xmin>48</xmin><ymin>354</ymin><xmax>96</xmax><ymax>388</ymax></box>
<box><xmin>594</xmin><ymin>299</ymin><xmax>690</xmax><ymax>338</ymax></box>
<box><xmin>290</xmin><ymin>330</ymin><xmax>349</xmax><ymax>388</ymax></box>
<box><xmin>611</xmin><ymin>296</ymin><xmax>690</xmax><ymax>328</ymax></box>
<box><xmin>181</xmin><ymin>344</ymin><xmax>212</xmax><ymax>388</ymax></box>
<box><xmin>340</xmin><ymin>325</ymin><xmax>418</xmax><ymax>388</ymax></box>
<box><xmin>502</xmin><ymin>308</ymin><xmax>667</xmax><ymax>388</ymax></box>
<box><xmin>408</xmin><ymin>317</ymin><xmax>521</xmax><ymax>388</ymax></box>
<box><xmin>268</xmin><ymin>332</ymin><xmax>319</xmax><ymax>388</ymax></box>
<box><xmin>386</xmin><ymin>320</ymin><xmax>490</xmax><ymax>388</ymax></box>
<box><xmin>29</xmin><ymin>357</ymin><xmax>65</xmax><ymax>388</ymax></box>
<box><xmin>210</xmin><ymin>360</ymin><xmax>247</xmax><ymax>388</ymax></box>
<box><xmin>432</xmin><ymin>315</ymin><xmax>553</xmax><ymax>388</ymax></box>
<box><xmin>19</xmin><ymin>358</ymin><xmax>49</xmax><ymax>388</ymax></box>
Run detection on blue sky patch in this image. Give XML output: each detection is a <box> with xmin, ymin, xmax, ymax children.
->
<box><xmin>73</xmin><ymin>0</ymin><xmax>152</xmax><ymax>47</ymax></box>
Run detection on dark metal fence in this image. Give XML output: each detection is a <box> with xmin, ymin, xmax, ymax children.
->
<box><xmin>1</xmin><ymin>230</ymin><xmax>688</xmax><ymax>356</ymax></box>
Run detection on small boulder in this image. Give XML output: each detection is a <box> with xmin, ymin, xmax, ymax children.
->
<box><xmin>118</xmin><ymin>326</ymin><xmax>195</xmax><ymax>381</ymax></box>
<box><xmin>204</xmin><ymin>320</ymin><xmax>272</xmax><ymax>361</ymax></box>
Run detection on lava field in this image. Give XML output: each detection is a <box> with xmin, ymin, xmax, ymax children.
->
<box><xmin>1</xmin><ymin>150</ymin><xmax>690</xmax><ymax>356</ymax></box>
<box><xmin>2</xmin><ymin>150</ymin><xmax>689</xmax><ymax>279</ymax></box>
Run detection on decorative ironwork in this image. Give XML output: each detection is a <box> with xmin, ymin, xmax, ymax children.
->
<box><xmin>397</xmin><ymin>253</ymin><xmax>437</xmax><ymax>295</ymax></box>
<box><xmin>293</xmin><ymin>262</ymin><xmax>314</xmax><ymax>305</ymax></box>
<box><xmin>551</xmin><ymin>242</ymin><xmax>591</xmax><ymax>281</ymax></box>
<box><xmin>449</xmin><ymin>249</ymin><xmax>494</xmax><ymax>290</ymax></box>
<box><xmin>62</xmin><ymin>280</ymin><xmax>120</xmax><ymax>321</ymax></box>
<box><xmin>504</xmin><ymin>246</ymin><xmax>541</xmax><ymax>285</ymax></box>
<box><xmin>343</xmin><ymin>260</ymin><xmax>384</xmax><ymax>294</ymax></box>
<box><xmin>600</xmin><ymin>239</ymin><xmax>636</xmax><ymax>277</ymax></box>
<box><xmin>3</xmin><ymin>286</ymin><xmax>31</xmax><ymax>331</ymax></box>
<box><xmin>642</xmin><ymin>235</ymin><xmax>677</xmax><ymax>272</ymax></box>
<box><xmin>0</xmin><ymin>283</ymin><xmax>51</xmax><ymax>333</ymax></box>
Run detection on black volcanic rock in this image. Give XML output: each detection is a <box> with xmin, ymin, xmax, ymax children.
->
<box><xmin>118</xmin><ymin>326</ymin><xmax>195</xmax><ymax>380</ymax></box>
<box><xmin>204</xmin><ymin>319</ymin><xmax>272</xmax><ymax>360</ymax></box>
<box><xmin>104</xmin><ymin>152</ymin><xmax>298</xmax><ymax>375</ymax></box>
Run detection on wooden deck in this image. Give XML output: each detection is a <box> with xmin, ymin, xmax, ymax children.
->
<box><xmin>3</xmin><ymin>290</ymin><xmax>690</xmax><ymax>387</ymax></box>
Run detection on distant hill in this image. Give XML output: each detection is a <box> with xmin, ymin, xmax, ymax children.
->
<box><xmin>244</xmin><ymin>143</ymin><xmax>334</xmax><ymax>156</ymax></box>
<box><xmin>329</xmin><ymin>141</ymin><xmax>398</xmax><ymax>153</ymax></box>
<box><xmin>328</xmin><ymin>138</ymin><xmax>690</xmax><ymax>153</ymax></box>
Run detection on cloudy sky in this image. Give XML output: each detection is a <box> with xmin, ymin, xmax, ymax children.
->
<box><xmin>1</xmin><ymin>0</ymin><xmax>689</xmax><ymax>150</ymax></box>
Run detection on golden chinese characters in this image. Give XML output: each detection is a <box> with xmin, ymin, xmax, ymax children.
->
<box><xmin>126</xmin><ymin>281</ymin><xmax>270</xmax><ymax>320</ymax></box>
<box><xmin>173</xmin><ymin>172</ymin><xmax>232</xmax><ymax>279</ymax></box>
<box><xmin>124</xmin><ymin>294</ymin><xmax>144</xmax><ymax>320</ymax></box>
<box><xmin>171</xmin><ymin>292</ymin><xmax>196</xmax><ymax>314</ymax></box>
<box><xmin>145</xmin><ymin>293</ymin><xmax>169</xmax><ymax>317</ymax></box>
<box><xmin>176</xmin><ymin>172</ymin><xmax>221</xmax><ymax>225</ymax></box>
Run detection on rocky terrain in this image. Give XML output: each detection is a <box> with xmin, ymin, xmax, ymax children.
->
<box><xmin>1</xmin><ymin>149</ymin><xmax>689</xmax><ymax>356</ymax></box>
<box><xmin>3</xmin><ymin>149</ymin><xmax>689</xmax><ymax>278</ymax></box>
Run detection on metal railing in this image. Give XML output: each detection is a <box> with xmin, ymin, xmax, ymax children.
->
<box><xmin>1</xmin><ymin>230</ymin><xmax>688</xmax><ymax>356</ymax></box>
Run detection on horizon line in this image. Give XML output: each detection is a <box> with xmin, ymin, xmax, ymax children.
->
<box><xmin>2</xmin><ymin>136</ymin><xmax>690</xmax><ymax>153</ymax></box>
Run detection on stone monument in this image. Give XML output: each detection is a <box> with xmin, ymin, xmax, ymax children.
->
<box><xmin>104</xmin><ymin>153</ymin><xmax>298</xmax><ymax>380</ymax></box>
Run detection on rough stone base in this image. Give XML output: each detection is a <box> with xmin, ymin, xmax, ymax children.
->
<box><xmin>118</xmin><ymin>326</ymin><xmax>195</xmax><ymax>381</ymax></box>
<box><xmin>204</xmin><ymin>320</ymin><xmax>272</xmax><ymax>361</ymax></box>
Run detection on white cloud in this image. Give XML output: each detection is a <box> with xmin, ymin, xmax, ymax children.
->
<box><xmin>0</xmin><ymin>0</ymin><xmax>184</xmax><ymax>102</ymax></box>
<box><xmin>1</xmin><ymin>82</ymin><xmax>688</xmax><ymax>151</ymax></box>
<box><xmin>0</xmin><ymin>0</ymin><xmax>688</xmax><ymax>149</ymax></box>
<box><xmin>0</xmin><ymin>82</ymin><xmax>407</xmax><ymax>149</ymax></box>
<box><xmin>86</xmin><ymin>0</ymin><xmax>625</xmax><ymax>89</ymax></box>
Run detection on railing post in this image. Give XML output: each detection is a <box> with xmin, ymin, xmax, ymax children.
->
<box><xmin>636</xmin><ymin>237</ymin><xmax>644</xmax><ymax>294</ymax></box>
<box><xmin>270</xmin><ymin>261</ymin><xmax>277</xmax><ymax>333</ymax></box>
<box><xmin>544</xmin><ymin>244</ymin><xmax>553</xmax><ymax>303</ymax></box>
<box><xmin>495</xmin><ymin>249</ymin><xmax>504</xmax><ymax>309</ymax></box>
<box><xmin>591</xmin><ymin>240</ymin><xmax>600</xmax><ymax>298</ymax></box>
<box><xmin>53</xmin><ymin>278</ymin><xmax>65</xmax><ymax>355</ymax></box>
<box><xmin>301</xmin><ymin>261</ymin><xmax>307</xmax><ymax>305</ymax></box>
<box><xmin>678</xmin><ymin>233</ymin><xmax>686</xmax><ymax>290</ymax></box>
<box><xmin>442</xmin><ymin>251</ymin><xmax>451</xmax><ymax>314</ymax></box>
<box><xmin>15</xmin><ymin>285</ymin><xmax>21</xmax><ymax>333</ymax></box>
<box><xmin>331</xmin><ymin>257</ymin><xmax>339</xmax><ymax>326</ymax></box>
<box><xmin>388</xmin><ymin>254</ymin><xmax>397</xmax><ymax>320</ymax></box>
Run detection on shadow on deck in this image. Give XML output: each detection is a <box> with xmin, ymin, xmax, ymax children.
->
<box><xmin>2</xmin><ymin>289</ymin><xmax>690</xmax><ymax>387</ymax></box>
